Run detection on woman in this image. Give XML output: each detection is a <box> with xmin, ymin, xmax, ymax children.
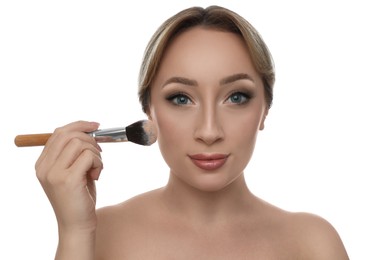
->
<box><xmin>36</xmin><ymin>6</ymin><xmax>349</xmax><ymax>259</ymax></box>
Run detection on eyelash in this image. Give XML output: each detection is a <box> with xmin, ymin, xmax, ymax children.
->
<box><xmin>226</xmin><ymin>91</ymin><xmax>252</xmax><ymax>105</ymax></box>
<box><xmin>165</xmin><ymin>91</ymin><xmax>253</xmax><ymax>106</ymax></box>
<box><xmin>166</xmin><ymin>92</ymin><xmax>193</xmax><ymax>106</ymax></box>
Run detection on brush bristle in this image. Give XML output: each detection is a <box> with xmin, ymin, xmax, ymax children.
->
<box><xmin>125</xmin><ymin>120</ymin><xmax>157</xmax><ymax>146</ymax></box>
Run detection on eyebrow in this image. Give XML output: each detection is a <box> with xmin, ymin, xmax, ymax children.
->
<box><xmin>219</xmin><ymin>73</ymin><xmax>255</xmax><ymax>85</ymax></box>
<box><xmin>161</xmin><ymin>73</ymin><xmax>255</xmax><ymax>88</ymax></box>
<box><xmin>162</xmin><ymin>77</ymin><xmax>198</xmax><ymax>88</ymax></box>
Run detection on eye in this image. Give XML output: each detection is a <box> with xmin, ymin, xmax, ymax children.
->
<box><xmin>166</xmin><ymin>93</ymin><xmax>193</xmax><ymax>106</ymax></box>
<box><xmin>226</xmin><ymin>92</ymin><xmax>251</xmax><ymax>105</ymax></box>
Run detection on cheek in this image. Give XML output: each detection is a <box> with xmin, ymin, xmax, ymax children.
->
<box><xmin>223</xmin><ymin>109</ymin><xmax>263</xmax><ymax>159</ymax></box>
<box><xmin>150</xmin><ymin>104</ymin><xmax>193</xmax><ymax>160</ymax></box>
<box><xmin>155</xmin><ymin>108</ymin><xmax>188</xmax><ymax>139</ymax></box>
<box><xmin>156</xmin><ymin>115</ymin><xmax>181</xmax><ymax>148</ymax></box>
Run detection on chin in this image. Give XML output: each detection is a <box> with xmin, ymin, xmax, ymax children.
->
<box><xmin>188</xmin><ymin>173</ymin><xmax>240</xmax><ymax>193</ymax></box>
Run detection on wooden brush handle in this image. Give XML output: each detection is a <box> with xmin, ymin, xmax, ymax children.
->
<box><xmin>14</xmin><ymin>133</ymin><xmax>53</xmax><ymax>147</ymax></box>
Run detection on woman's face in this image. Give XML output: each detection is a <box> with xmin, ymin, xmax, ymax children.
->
<box><xmin>149</xmin><ymin>27</ymin><xmax>268</xmax><ymax>192</ymax></box>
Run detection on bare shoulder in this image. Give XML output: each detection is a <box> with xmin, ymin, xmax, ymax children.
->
<box><xmin>94</xmin><ymin>188</ymin><xmax>163</xmax><ymax>259</ymax></box>
<box><xmin>96</xmin><ymin>187</ymin><xmax>164</xmax><ymax>226</ymax></box>
<box><xmin>284</xmin><ymin>211</ymin><xmax>349</xmax><ymax>259</ymax></box>
<box><xmin>249</xmin><ymin>197</ymin><xmax>349</xmax><ymax>259</ymax></box>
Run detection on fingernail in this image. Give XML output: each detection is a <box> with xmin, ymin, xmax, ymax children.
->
<box><xmin>91</xmin><ymin>122</ymin><xmax>100</xmax><ymax>128</ymax></box>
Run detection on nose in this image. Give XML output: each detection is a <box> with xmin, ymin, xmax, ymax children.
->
<box><xmin>193</xmin><ymin>105</ymin><xmax>224</xmax><ymax>145</ymax></box>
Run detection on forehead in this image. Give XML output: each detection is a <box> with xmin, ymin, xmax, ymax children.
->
<box><xmin>155</xmin><ymin>27</ymin><xmax>259</xmax><ymax>83</ymax></box>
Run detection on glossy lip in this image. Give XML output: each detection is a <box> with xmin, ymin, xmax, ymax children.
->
<box><xmin>188</xmin><ymin>153</ymin><xmax>229</xmax><ymax>171</ymax></box>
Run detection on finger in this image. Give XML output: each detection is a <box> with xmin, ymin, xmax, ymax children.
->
<box><xmin>36</xmin><ymin>132</ymin><xmax>100</xmax><ymax>182</ymax></box>
<box><xmin>36</xmin><ymin>121</ymin><xmax>99</xmax><ymax>167</ymax></box>
<box><xmin>69</xmin><ymin>149</ymin><xmax>103</xmax><ymax>183</ymax></box>
<box><xmin>54</xmin><ymin>137</ymin><xmax>102</xmax><ymax>171</ymax></box>
<box><xmin>36</xmin><ymin>121</ymin><xmax>100</xmax><ymax>172</ymax></box>
<box><xmin>44</xmin><ymin>121</ymin><xmax>100</xmax><ymax>161</ymax></box>
<box><xmin>86</xmin><ymin>177</ymin><xmax>97</xmax><ymax>204</ymax></box>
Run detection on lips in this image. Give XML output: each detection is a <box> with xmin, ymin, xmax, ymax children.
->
<box><xmin>188</xmin><ymin>153</ymin><xmax>229</xmax><ymax>171</ymax></box>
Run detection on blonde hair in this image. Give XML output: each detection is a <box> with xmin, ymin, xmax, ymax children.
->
<box><xmin>138</xmin><ymin>5</ymin><xmax>275</xmax><ymax>113</ymax></box>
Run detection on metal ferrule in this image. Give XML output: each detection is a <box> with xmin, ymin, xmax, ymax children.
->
<box><xmin>89</xmin><ymin>127</ymin><xmax>127</xmax><ymax>142</ymax></box>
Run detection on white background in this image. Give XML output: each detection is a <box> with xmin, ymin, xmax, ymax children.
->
<box><xmin>1</xmin><ymin>1</ymin><xmax>379</xmax><ymax>259</ymax></box>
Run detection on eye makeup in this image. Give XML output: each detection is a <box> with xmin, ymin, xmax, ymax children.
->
<box><xmin>224</xmin><ymin>87</ymin><xmax>256</xmax><ymax>105</ymax></box>
<box><xmin>226</xmin><ymin>91</ymin><xmax>251</xmax><ymax>105</ymax></box>
<box><xmin>165</xmin><ymin>92</ymin><xmax>194</xmax><ymax>106</ymax></box>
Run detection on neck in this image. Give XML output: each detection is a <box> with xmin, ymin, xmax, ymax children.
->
<box><xmin>161</xmin><ymin>172</ymin><xmax>255</xmax><ymax>224</ymax></box>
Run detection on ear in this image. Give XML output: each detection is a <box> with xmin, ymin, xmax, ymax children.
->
<box><xmin>145</xmin><ymin>105</ymin><xmax>153</xmax><ymax>121</ymax></box>
<box><xmin>259</xmin><ymin>107</ymin><xmax>269</xmax><ymax>130</ymax></box>
<box><xmin>147</xmin><ymin>111</ymin><xmax>152</xmax><ymax>121</ymax></box>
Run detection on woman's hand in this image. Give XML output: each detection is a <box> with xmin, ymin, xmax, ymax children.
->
<box><xmin>35</xmin><ymin>121</ymin><xmax>103</xmax><ymax>234</ymax></box>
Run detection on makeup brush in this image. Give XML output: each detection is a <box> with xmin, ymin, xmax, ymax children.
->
<box><xmin>14</xmin><ymin>120</ymin><xmax>157</xmax><ymax>147</ymax></box>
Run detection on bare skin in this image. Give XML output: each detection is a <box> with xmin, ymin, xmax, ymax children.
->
<box><xmin>35</xmin><ymin>121</ymin><xmax>102</xmax><ymax>260</ymax></box>
<box><xmin>95</xmin><ymin>176</ymin><xmax>348</xmax><ymax>259</ymax></box>
<box><xmin>36</xmin><ymin>27</ymin><xmax>349</xmax><ymax>259</ymax></box>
